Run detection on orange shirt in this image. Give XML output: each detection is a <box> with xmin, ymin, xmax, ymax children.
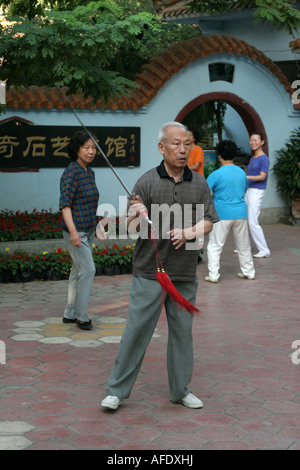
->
<box><xmin>187</xmin><ymin>145</ymin><xmax>204</xmax><ymax>176</ymax></box>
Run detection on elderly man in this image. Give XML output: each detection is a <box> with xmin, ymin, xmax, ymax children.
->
<box><xmin>101</xmin><ymin>121</ymin><xmax>218</xmax><ymax>411</ymax></box>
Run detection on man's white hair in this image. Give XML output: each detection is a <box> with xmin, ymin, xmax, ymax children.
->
<box><xmin>158</xmin><ymin>121</ymin><xmax>188</xmax><ymax>143</ymax></box>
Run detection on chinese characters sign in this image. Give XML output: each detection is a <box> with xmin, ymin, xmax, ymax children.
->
<box><xmin>0</xmin><ymin>124</ymin><xmax>140</xmax><ymax>169</ymax></box>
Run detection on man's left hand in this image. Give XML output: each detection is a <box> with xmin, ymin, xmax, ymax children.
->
<box><xmin>167</xmin><ymin>228</ymin><xmax>187</xmax><ymax>250</ymax></box>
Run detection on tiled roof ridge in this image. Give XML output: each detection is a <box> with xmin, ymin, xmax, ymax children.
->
<box><xmin>154</xmin><ymin>0</ymin><xmax>257</xmax><ymax>17</ymax></box>
<box><xmin>6</xmin><ymin>34</ymin><xmax>299</xmax><ymax>112</ymax></box>
<box><xmin>290</xmin><ymin>38</ymin><xmax>300</xmax><ymax>53</ymax></box>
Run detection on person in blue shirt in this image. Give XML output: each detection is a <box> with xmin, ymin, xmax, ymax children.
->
<box><xmin>246</xmin><ymin>132</ymin><xmax>270</xmax><ymax>258</ymax></box>
<box><xmin>205</xmin><ymin>140</ymin><xmax>255</xmax><ymax>283</ymax></box>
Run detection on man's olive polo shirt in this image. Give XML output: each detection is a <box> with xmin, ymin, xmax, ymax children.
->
<box><xmin>131</xmin><ymin>161</ymin><xmax>219</xmax><ymax>282</ymax></box>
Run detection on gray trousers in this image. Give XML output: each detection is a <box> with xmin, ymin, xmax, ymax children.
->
<box><xmin>62</xmin><ymin>229</ymin><xmax>96</xmax><ymax>323</ymax></box>
<box><xmin>106</xmin><ymin>276</ymin><xmax>198</xmax><ymax>403</ymax></box>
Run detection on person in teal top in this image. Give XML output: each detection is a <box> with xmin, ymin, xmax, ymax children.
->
<box><xmin>205</xmin><ymin>140</ymin><xmax>255</xmax><ymax>283</ymax></box>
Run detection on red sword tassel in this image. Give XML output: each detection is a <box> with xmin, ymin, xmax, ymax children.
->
<box><xmin>150</xmin><ymin>225</ymin><xmax>200</xmax><ymax>316</ymax></box>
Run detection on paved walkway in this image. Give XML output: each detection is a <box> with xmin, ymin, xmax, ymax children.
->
<box><xmin>0</xmin><ymin>224</ymin><xmax>300</xmax><ymax>451</ymax></box>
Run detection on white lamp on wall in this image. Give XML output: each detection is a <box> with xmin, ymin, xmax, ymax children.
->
<box><xmin>0</xmin><ymin>80</ymin><xmax>6</xmax><ymax>105</ymax></box>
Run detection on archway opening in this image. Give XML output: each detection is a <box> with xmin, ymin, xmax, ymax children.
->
<box><xmin>176</xmin><ymin>92</ymin><xmax>269</xmax><ymax>176</ymax></box>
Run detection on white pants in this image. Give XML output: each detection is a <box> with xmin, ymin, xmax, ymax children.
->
<box><xmin>245</xmin><ymin>188</ymin><xmax>270</xmax><ymax>255</ymax></box>
<box><xmin>207</xmin><ymin>219</ymin><xmax>255</xmax><ymax>281</ymax></box>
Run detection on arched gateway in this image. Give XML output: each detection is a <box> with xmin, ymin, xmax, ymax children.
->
<box><xmin>175</xmin><ymin>92</ymin><xmax>269</xmax><ymax>155</ymax></box>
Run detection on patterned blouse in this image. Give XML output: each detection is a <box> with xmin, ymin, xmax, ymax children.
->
<box><xmin>59</xmin><ymin>161</ymin><xmax>99</xmax><ymax>232</ymax></box>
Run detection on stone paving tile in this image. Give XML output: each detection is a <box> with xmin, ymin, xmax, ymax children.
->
<box><xmin>0</xmin><ymin>224</ymin><xmax>300</xmax><ymax>451</ymax></box>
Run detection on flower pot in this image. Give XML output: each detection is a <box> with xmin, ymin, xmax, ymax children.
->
<box><xmin>95</xmin><ymin>266</ymin><xmax>104</xmax><ymax>276</ymax></box>
<box><xmin>35</xmin><ymin>270</ymin><xmax>51</xmax><ymax>281</ymax></box>
<box><xmin>291</xmin><ymin>197</ymin><xmax>300</xmax><ymax>219</ymax></box>
<box><xmin>104</xmin><ymin>266</ymin><xmax>115</xmax><ymax>276</ymax></box>
<box><xmin>51</xmin><ymin>271</ymin><xmax>62</xmax><ymax>281</ymax></box>
<box><xmin>11</xmin><ymin>273</ymin><xmax>22</xmax><ymax>283</ymax></box>
<box><xmin>114</xmin><ymin>265</ymin><xmax>122</xmax><ymax>275</ymax></box>
<box><xmin>0</xmin><ymin>273</ymin><xmax>3</xmax><ymax>283</ymax></box>
<box><xmin>21</xmin><ymin>271</ymin><xmax>35</xmax><ymax>282</ymax></box>
<box><xmin>2</xmin><ymin>272</ymin><xmax>11</xmax><ymax>283</ymax></box>
<box><xmin>121</xmin><ymin>265</ymin><xmax>128</xmax><ymax>274</ymax></box>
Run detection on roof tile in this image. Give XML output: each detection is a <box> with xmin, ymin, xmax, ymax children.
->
<box><xmin>153</xmin><ymin>0</ymin><xmax>257</xmax><ymax>18</ymax></box>
<box><xmin>6</xmin><ymin>34</ymin><xmax>298</xmax><ymax>112</ymax></box>
<box><xmin>290</xmin><ymin>38</ymin><xmax>300</xmax><ymax>53</ymax></box>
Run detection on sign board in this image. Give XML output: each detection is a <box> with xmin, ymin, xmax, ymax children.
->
<box><xmin>0</xmin><ymin>124</ymin><xmax>140</xmax><ymax>169</ymax></box>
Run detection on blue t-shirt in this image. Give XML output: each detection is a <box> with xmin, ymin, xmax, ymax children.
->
<box><xmin>247</xmin><ymin>154</ymin><xmax>269</xmax><ymax>189</ymax></box>
<box><xmin>207</xmin><ymin>165</ymin><xmax>248</xmax><ymax>220</ymax></box>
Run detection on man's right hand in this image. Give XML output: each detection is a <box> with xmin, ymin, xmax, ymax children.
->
<box><xmin>128</xmin><ymin>195</ymin><xmax>147</xmax><ymax>219</ymax></box>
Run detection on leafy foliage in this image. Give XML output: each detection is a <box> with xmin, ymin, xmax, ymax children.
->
<box><xmin>272</xmin><ymin>127</ymin><xmax>300</xmax><ymax>204</ymax></box>
<box><xmin>0</xmin><ymin>0</ymin><xmax>91</xmax><ymax>18</ymax></box>
<box><xmin>0</xmin><ymin>1</ymin><xmax>161</xmax><ymax>103</ymax></box>
<box><xmin>189</xmin><ymin>0</ymin><xmax>300</xmax><ymax>36</ymax></box>
<box><xmin>0</xmin><ymin>209</ymin><xmax>63</xmax><ymax>242</ymax></box>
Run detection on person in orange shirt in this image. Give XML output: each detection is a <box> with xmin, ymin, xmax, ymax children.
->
<box><xmin>187</xmin><ymin>128</ymin><xmax>205</xmax><ymax>176</ymax></box>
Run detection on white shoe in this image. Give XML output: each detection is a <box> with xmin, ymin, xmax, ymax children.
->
<box><xmin>101</xmin><ymin>395</ymin><xmax>121</xmax><ymax>410</ymax></box>
<box><xmin>180</xmin><ymin>393</ymin><xmax>203</xmax><ymax>409</ymax></box>
<box><xmin>205</xmin><ymin>276</ymin><xmax>218</xmax><ymax>283</ymax></box>
<box><xmin>253</xmin><ymin>252</ymin><xmax>270</xmax><ymax>258</ymax></box>
<box><xmin>237</xmin><ymin>273</ymin><xmax>255</xmax><ymax>280</ymax></box>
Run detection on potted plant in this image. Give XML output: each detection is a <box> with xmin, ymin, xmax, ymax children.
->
<box><xmin>0</xmin><ymin>253</ymin><xmax>3</xmax><ymax>283</ymax></box>
<box><xmin>92</xmin><ymin>247</ymin><xmax>105</xmax><ymax>276</ymax></box>
<box><xmin>113</xmin><ymin>244</ymin><xmax>128</xmax><ymax>274</ymax></box>
<box><xmin>50</xmin><ymin>248</ymin><xmax>72</xmax><ymax>280</ymax></box>
<box><xmin>0</xmin><ymin>249</ymin><xmax>14</xmax><ymax>282</ymax></box>
<box><xmin>10</xmin><ymin>251</ymin><xmax>24</xmax><ymax>282</ymax></box>
<box><xmin>102</xmin><ymin>246</ymin><xmax>116</xmax><ymax>276</ymax></box>
<box><xmin>16</xmin><ymin>250</ymin><xmax>35</xmax><ymax>282</ymax></box>
<box><xmin>272</xmin><ymin>127</ymin><xmax>300</xmax><ymax>219</ymax></box>
<box><xmin>0</xmin><ymin>249</ymin><xmax>33</xmax><ymax>283</ymax></box>
<box><xmin>34</xmin><ymin>252</ymin><xmax>52</xmax><ymax>280</ymax></box>
<box><xmin>123</xmin><ymin>244</ymin><xmax>134</xmax><ymax>273</ymax></box>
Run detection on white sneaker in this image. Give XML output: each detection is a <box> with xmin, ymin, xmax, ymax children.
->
<box><xmin>253</xmin><ymin>252</ymin><xmax>270</xmax><ymax>258</ymax></box>
<box><xmin>237</xmin><ymin>273</ymin><xmax>255</xmax><ymax>280</ymax></box>
<box><xmin>101</xmin><ymin>395</ymin><xmax>121</xmax><ymax>410</ymax></box>
<box><xmin>180</xmin><ymin>393</ymin><xmax>203</xmax><ymax>409</ymax></box>
<box><xmin>205</xmin><ymin>276</ymin><xmax>218</xmax><ymax>283</ymax></box>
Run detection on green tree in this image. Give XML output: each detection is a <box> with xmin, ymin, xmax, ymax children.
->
<box><xmin>0</xmin><ymin>0</ymin><xmax>199</xmax><ymax>93</ymax></box>
<box><xmin>0</xmin><ymin>1</ymin><xmax>89</xmax><ymax>18</ymax></box>
<box><xmin>0</xmin><ymin>1</ymin><xmax>161</xmax><ymax>103</ymax></box>
<box><xmin>189</xmin><ymin>0</ymin><xmax>300</xmax><ymax>36</ymax></box>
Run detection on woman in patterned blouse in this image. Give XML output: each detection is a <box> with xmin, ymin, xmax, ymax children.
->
<box><xmin>59</xmin><ymin>130</ymin><xmax>106</xmax><ymax>330</ymax></box>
